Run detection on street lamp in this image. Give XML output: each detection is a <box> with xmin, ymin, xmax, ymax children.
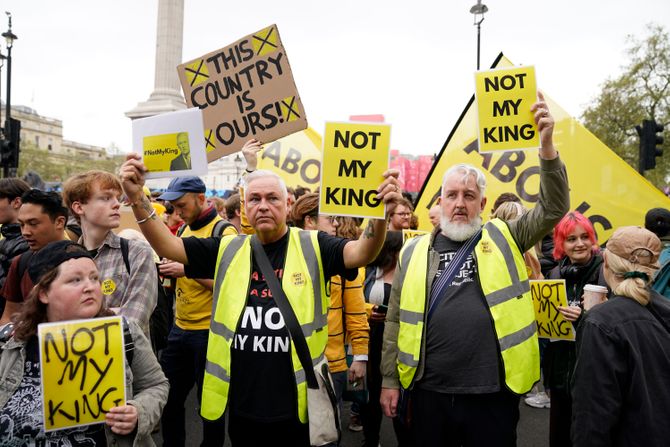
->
<box><xmin>470</xmin><ymin>0</ymin><xmax>488</xmax><ymax>70</ymax></box>
<box><xmin>0</xmin><ymin>51</ymin><xmax>5</xmax><ymax>114</ymax></box>
<box><xmin>2</xmin><ymin>12</ymin><xmax>17</xmax><ymax>177</ymax></box>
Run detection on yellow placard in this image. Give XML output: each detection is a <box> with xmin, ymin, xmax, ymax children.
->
<box><xmin>143</xmin><ymin>132</ymin><xmax>191</xmax><ymax>173</ymax></box>
<box><xmin>258</xmin><ymin>127</ymin><xmax>322</xmax><ymax>190</ymax></box>
<box><xmin>402</xmin><ymin>229</ymin><xmax>429</xmax><ymax>243</ymax></box>
<box><xmin>414</xmin><ymin>54</ymin><xmax>670</xmax><ymax>243</ymax></box>
<box><xmin>320</xmin><ymin>122</ymin><xmax>391</xmax><ymax>219</ymax></box>
<box><xmin>38</xmin><ymin>316</ymin><xmax>126</xmax><ymax>431</ymax></box>
<box><xmin>530</xmin><ymin>280</ymin><xmax>574</xmax><ymax>341</ymax></box>
<box><xmin>475</xmin><ymin>65</ymin><xmax>539</xmax><ymax>152</ymax></box>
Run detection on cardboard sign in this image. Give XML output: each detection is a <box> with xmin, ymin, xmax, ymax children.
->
<box><xmin>402</xmin><ymin>229</ymin><xmax>429</xmax><ymax>242</ymax></box>
<box><xmin>475</xmin><ymin>65</ymin><xmax>539</xmax><ymax>152</ymax></box>
<box><xmin>529</xmin><ymin>280</ymin><xmax>575</xmax><ymax>341</ymax></box>
<box><xmin>257</xmin><ymin>128</ymin><xmax>322</xmax><ymax>189</ymax></box>
<box><xmin>414</xmin><ymin>54</ymin><xmax>670</xmax><ymax>239</ymax></box>
<box><xmin>132</xmin><ymin>108</ymin><xmax>208</xmax><ymax>179</ymax></box>
<box><xmin>38</xmin><ymin>316</ymin><xmax>127</xmax><ymax>431</ymax></box>
<box><xmin>178</xmin><ymin>24</ymin><xmax>307</xmax><ymax>161</ymax></box>
<box><xmin>320</xmin><ymin>122</ymin><xmax>391</xmax><ymax>219</ymax></box>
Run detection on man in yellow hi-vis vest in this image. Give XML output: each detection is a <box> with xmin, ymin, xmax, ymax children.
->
<box><xmin>380</xmin><ymin>93</ymin><xmax>570</xmax><ymax>446</ymax></box>
<box><xmin>119</xmin><ymin>146</ymin><xmax>402</xmax><ymax>446</ymax></box>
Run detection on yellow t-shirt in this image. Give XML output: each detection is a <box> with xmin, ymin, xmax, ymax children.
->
<box><xmin>175</xmin><ymin>216</ymin><xmax>222</xmax><ymax>330</ymax></box>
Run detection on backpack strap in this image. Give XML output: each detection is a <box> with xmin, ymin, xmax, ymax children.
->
<box><xmin>119</xmin><ymin>237</ymin><xmax>131</xmax><ymax>275</ymax></box>
<box><xmin>17</xmin><ymin>250</ymin><xmax>34</xmax><ymax>281</ymax></box>
<box><xmin>211</xmin><ymin>220</ymin><xmax>232</xmax><ymax>237</ymax></box>
<box><xmin>121</xmin><ymin>316</ymin><xmax>135</xmax><ymax>366</ymax></box>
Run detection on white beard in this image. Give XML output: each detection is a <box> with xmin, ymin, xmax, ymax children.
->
<box><xmin>440</xmin><ymin>216</ymin><xmax>482</xmax><ymax>241</ymax></box>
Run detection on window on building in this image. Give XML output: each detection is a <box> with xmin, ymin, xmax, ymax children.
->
<box><xmin>35</xmin><ymin>136</ymin><xmax>40</xmax><ymax>146</ymax></box>
<box><xmin>48</xmin><ymin>144</ymin><xmax>53</xmax><ymax>151</ymax></box>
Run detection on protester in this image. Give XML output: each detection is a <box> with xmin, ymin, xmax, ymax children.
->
<box><xmin>63</xmin><ymin>170</ymin><xmax>158</xmax><ymax>336</ymax></box>
<box><xmin>645</xmin><ymin>207</ymin><xmax>670</xmax><ymax>298</ymax></box>
<box><xmin>163</xmin><ymin>202</ymin><xmax>184</xmax><ymax>235</ymax></box>
<box><xmin>0</xmin><ymin>240</ymin><xmax>168</xmax><ymax>446</ymax></box>
<box><xmin>120</xmin><ymin>146</ymin><xmax>400</xmax><ymax>445</ymax></box>
<box><xmin>543</xmin><ymin>211</ymin><xmax>608</xmax><ymax>446</ymax></box>
<box><xmin>0</xmin><ymin>190</ymin><xmax>68</xmax><ymax>325</ymax></box>
<box><xmin>380</xmin><ymin>93</ymin><xmax>570</xmax><ymax>446</ymax></box>
<box><xmin>571</xmin><ymin>226</ymin><xmax>670</xmax><ymax>446</ymax></box>
<box><xmin>154</xmin><ymin>176</ymin><xmax>228</xmax><ymax>447</ymax></box>
<box><xmin>492</xmin><ymin>201</ymin><xmax>543</xmax><ymax>280</ymax></box>
<box><xmin>360</xmin><ymin>231</ymin><xmax>403</xmax><ymax>447</ymax></box>
<box><xmin>386</xmin><ymin>198</ymin><xmax>413</xmax><ymax>231</ymax></box>
<box><xmin>0</xmin><ymin>178</ymin><xmax>31</xmax><ymax>315</ymax></box>
<box><xmin>223</xmin><ymin>193</ymin><xmax>242</xmax><ymax>234</ymax></box>
<box><xmin>290</xmin><ymin>193</ymin><xmax>369</xmax><ymax>409</ymax></box>
<box><xmin>428</xmin><ymin>204</ymin><xmax>441</xmax><ymax>228</ymax></box>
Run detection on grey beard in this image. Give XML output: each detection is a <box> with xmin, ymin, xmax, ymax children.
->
<box><xmin>440</xmin><ymin>216</ymin><xmax>482</xmax><ymax>241</ymax></box>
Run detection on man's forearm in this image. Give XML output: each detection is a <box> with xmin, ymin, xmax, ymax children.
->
<box><xmin>343</xmin><ymin>219</ymin><xmax>387</xmax><ymax>269</ymax></box>
<box><xmin>130</xmin><ymin>196</ymin><xmax>189</xmax><ymax>264</ymax></box>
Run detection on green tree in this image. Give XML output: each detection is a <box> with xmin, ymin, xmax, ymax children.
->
<box><xmin>582</xmin><ymin>24</ymin><xmax>670</xmax><ymax>189</ymax></box>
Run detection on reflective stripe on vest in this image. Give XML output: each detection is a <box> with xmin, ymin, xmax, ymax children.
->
<box><xmin>201</xmin><ymin>228</ymin><xmax>329</xmax><ymax>422</ymax></box>
<box><xmin>397</xmin><ymin>220</ymin><xmax>539</xmax><ymax>394</ymax></box>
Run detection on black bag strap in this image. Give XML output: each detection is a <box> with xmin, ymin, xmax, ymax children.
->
<box><xmin>250</xmin><ymin>235</ymin><xmax>319</xmax><ymax>389</ymax></box>
<box><xmin>119</xmin><ymin>237</ymin><xmax>131</xmax><ymax>274</ymax></box>
<box><xmin>17</xmin><ymin>250</ymin><xmax>34</xmax><ymax>281</ymax></box>
<box><xmin>427</xmin><ymin>228</ymin><xmax>482</xmax><ymax>321</ymax></box>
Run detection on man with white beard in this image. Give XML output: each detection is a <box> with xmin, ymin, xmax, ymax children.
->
<box><xmin>380</xmin><ymin>93</ymin><xmax>570</xmax><ymax>446</ymax></box>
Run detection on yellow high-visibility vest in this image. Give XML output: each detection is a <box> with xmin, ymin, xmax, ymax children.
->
<box><xmin>396</xmin><ymin>219</ymin><xmax>539</xmax><ymax>394</ymax></box>
<box><xmin>200</xmin><ymin>227</ymin><xmax>329</xmax><ymax>422</ymax></box>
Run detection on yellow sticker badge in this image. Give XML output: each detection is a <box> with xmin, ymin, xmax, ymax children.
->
<box><xmin>101</xmin><ymin>279</ymin><xmax>117</xmax><ymax>295</ymax></box>
<box><xmin>252</xmin><ymin>26</ymin><xmax>278</xmax><ymax>56</ymax></box>
<box><xmin>280</xmin><ymin>96</ymin><xmax>300</xmax><ymax>122</ymax></box>
<box><xmin>475</xmin><ymin>65</ymin><xmax>539</xmax><ymax>152</ymax></box>
<box><xmin>38</xmin><ymin>316</ymin><xmax>127</xmax><ymax>431</ymax></box>
<box><xmin>184</xmin><ymin>59</ymin><xmax>209</xmax><ymax>87</ymax></box>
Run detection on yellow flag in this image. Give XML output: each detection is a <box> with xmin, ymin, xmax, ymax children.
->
<box><xmin>257</xmin><ymin>128</ymin><xmax>322</xmax><ymax>190</ymax></box>
<box><xmin>415</xmin><ymin>54</ymin><xmax>670</xmax><ymax>242</ymax></box>
<box><xmin>38</xmin><ymin>316</ymin><xmax>126</xmax><ymax>431</ymax></box>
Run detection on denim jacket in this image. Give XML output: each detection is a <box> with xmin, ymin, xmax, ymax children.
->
<box><xmin>0</xmin><ymin>319</ymin><xmax>169</xmax><ymax>446</ymax></box>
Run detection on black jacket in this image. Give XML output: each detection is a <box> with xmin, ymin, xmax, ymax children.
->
<box><xmin>571</xmin><ymin>292</ymin><xmax>670</xmax><ymax>446</ymax></box>
<box><xmin>0</xmin><ymin>223</ymin><xmax>28</xmax><ymax>289</ymax></box>
<box><xmin>544</xmin><ymin>255</ymin><xmax>607</xmax><ymax>391</ymax></box>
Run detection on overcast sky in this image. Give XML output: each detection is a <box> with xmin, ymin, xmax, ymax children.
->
<box><xmin>3</xmin><ymin>0</ymin><xmax>670</xmax><ymax>157</ymax></box>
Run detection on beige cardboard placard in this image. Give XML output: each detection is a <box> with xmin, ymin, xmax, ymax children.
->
<box><xmin>178</xmin><ymin>24</ymin><xmax>307</xmax><ymax>162</ymax></box>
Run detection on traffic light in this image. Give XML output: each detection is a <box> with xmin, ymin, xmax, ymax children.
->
<box><xmin>636</xmin><ymin>119</ymin><xmax>664</xmax><ymax>173</ymax></box>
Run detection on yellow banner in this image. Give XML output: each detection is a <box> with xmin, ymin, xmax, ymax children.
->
<box><xmin>402</xmin><ymin>229</ymin><xmax>429</xmax><ymax>243</ymax></box>
<box><xmin>38</xmin><ymin>316</ymin><xmax>126</xmax><ymax>431</ymax></box>
<box><xmin>415</xmin><ymin>54</ymin><xmax>670</xmax><ymax>243</ymax></box>
<box><xmin>143</xmin><ymin>132</ymin><xmax>191</xmax><ymax>172</ymax></box>
<box><xmin>320</xmin><ymin>122</ymin><xmax>391</xmax><ymax>219</ymax></box>
<box><xmin>530</xmin><ymin>279</ymin><xmax>574</xmax><ymax>341</ymax></box>
<box><xmin>257</xmin><ymin>127</ymin><xmax>322</xmax><ymax>190</ymax></box>
<box><xmin>475</xmin><ymin>65</ymin><xmax>539</xmax><ymax>152</ymax></box>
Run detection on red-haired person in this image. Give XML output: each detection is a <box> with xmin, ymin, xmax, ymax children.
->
<box><xmin>543</xmin><ymin>211</ymin><xmax>609</xmax><ymax>447</ymax></box>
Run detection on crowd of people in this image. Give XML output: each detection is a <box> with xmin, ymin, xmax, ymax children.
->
<box><xmin>0</xmin><ymin>93</ymin><xmax>668</xmax><ymax>447</ymax></box>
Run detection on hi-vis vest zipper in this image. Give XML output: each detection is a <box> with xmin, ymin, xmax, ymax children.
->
<box><xmin>201</xmin><ymin>228</ymin><xmax>329</xmax><ymax>423</ymax></box>
<box><xmin>396</xmin><ymin>219</ymin><xmax>539</xmax><ymax>394</ymax></box>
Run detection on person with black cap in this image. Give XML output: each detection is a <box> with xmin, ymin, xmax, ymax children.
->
<box><xmin>572</xmin><ymin>226</ymin><xmax>670</xmax><ymax>446</ymax></box>
<box><xmin>154</xmin><ymin>176</ymin><xmax>228</xmax><ymax>447</ymax></box>
<box><xmin>645</xmin><ymin>207</ymin><xmax>670</xmax><ymax>298</ymax></box>
<box><xmin>0</xmin><ymin>240</ymin><xmax>168</xmax><ymax>446</ymax></box>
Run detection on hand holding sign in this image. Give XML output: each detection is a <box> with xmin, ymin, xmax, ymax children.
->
<box><xmin>531</xmin><ymin>91</ymin><xmax>557</xmax><ymax>160</ymax></box>
<box><xmin>242</xmin><ymin>138</ymin><xmax>263</xmax><ymax>171</ymax></box>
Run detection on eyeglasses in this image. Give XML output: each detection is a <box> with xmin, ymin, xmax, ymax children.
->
<box><xmin>324</xmin><ymin>216</ymin><xmax>338</xmax><ymax>224</ymax></box>
<box><xmin>393</xmin><ymin>212</ymin><xmax>411</xmax><ymax>217</ymax></box>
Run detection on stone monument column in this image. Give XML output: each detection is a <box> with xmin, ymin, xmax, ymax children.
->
<box><xmin>126</xmin><ymin>0</ymin><xmax>186</xmax><ymax>119</ymax></box>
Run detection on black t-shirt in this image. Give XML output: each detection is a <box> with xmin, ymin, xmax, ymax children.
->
<box><xmin>183</xmin><ymin>230</ymin><xmax>354</xmax><ymax>421</ymax></box>
<box><xmin>417</xmin><ymin>233</ymin><xmax>501</xmax><ymax>394</ymax></box>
